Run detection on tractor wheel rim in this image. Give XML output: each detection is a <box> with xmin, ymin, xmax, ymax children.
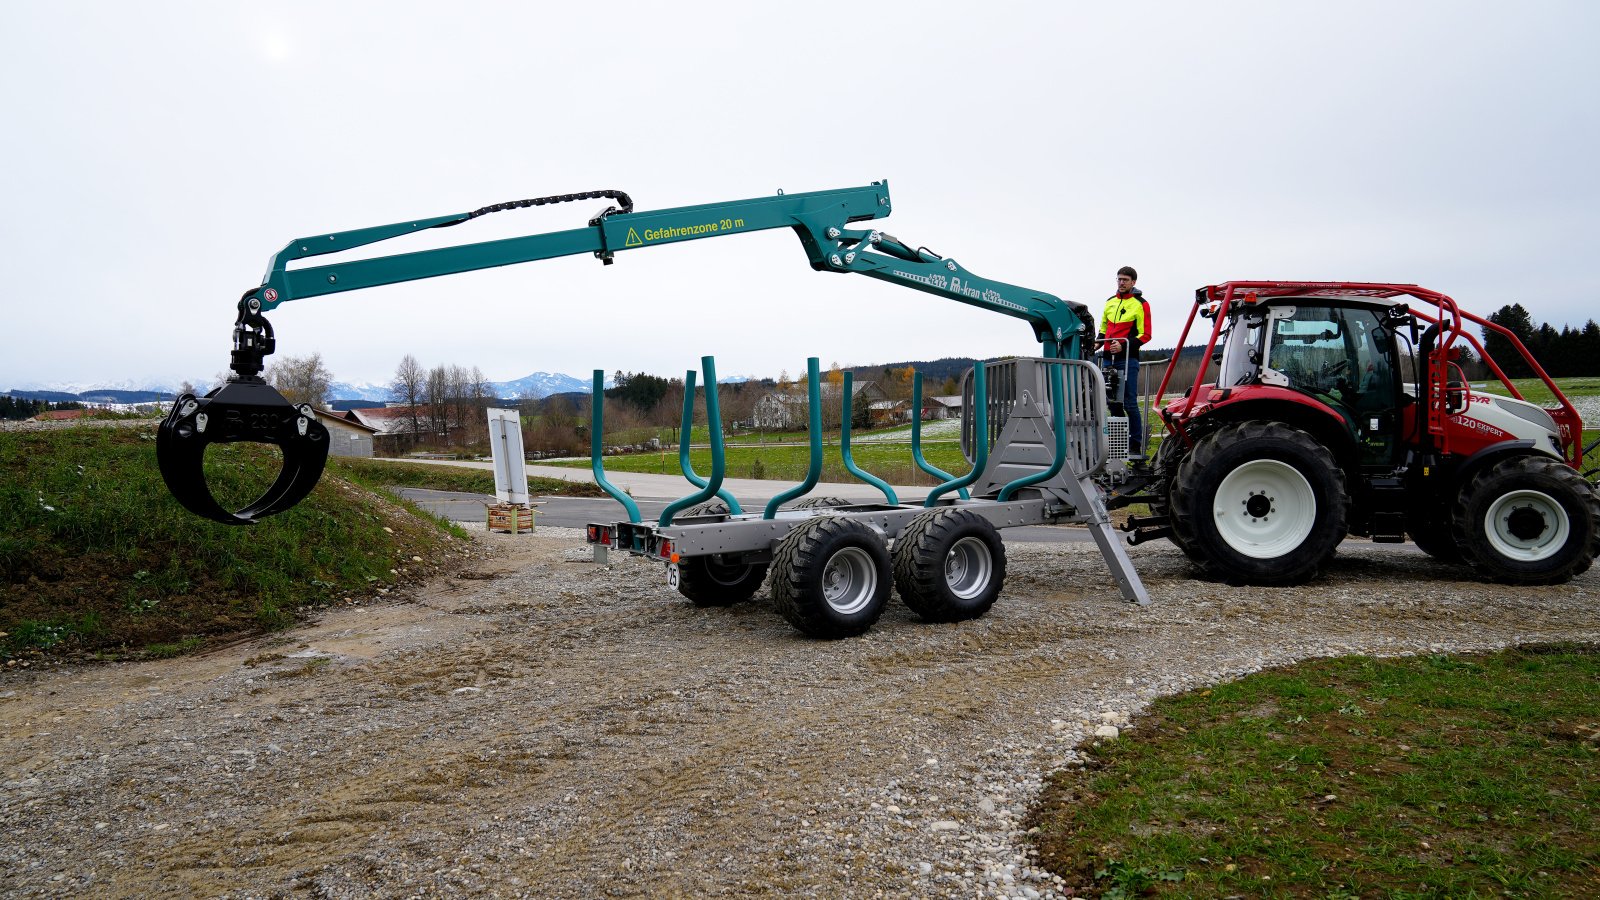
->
<box><xmin>1484</xmin><ymin>489</ymin><xmax>1569</xmax><ymax>561</ymax></box>
<box><xmin>822</xmin><ymin>546</ymin><xmax>877</xmax><ymax>615</ymax></box>
<box><xmin>1212</xmin><ymin>459</ymin><xmax>1317</xmax><ymax>559</ymax></box>
<box><xmin>945</xmin><ymin>537</ymin><xmax>993</xmax><ymax>600</ymax></box>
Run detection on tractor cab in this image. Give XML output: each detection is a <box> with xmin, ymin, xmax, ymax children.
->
<box><xmin>1211</xmin><ymin>296</ymin><xmax>1410</xmax><ymax>465</ymax></box>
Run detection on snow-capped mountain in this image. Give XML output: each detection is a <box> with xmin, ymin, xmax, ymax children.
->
<box><xmin>327</xmin><ymin>380</ymin><xmax>395</xmax><ymax>402</ymax></box>
<box><xmin>489</xmin><ymin>372</ymin><xmax>599</xmax><ymax>400</ymax></box>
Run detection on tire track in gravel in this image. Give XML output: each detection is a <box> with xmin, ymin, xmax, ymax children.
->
<box><xmin>3</xmin><ymin>531</ymin><xmax>1598</xmax><ymax>897</ymax></box>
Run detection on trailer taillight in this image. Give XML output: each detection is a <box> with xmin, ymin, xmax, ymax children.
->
<box><xmin>658</xmin><ymin>540</ymin><xmax>674</xmax><ymax>559</ymax></box>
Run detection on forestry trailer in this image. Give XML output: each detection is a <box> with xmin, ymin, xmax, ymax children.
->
<box><xmin>156</xmin><ymin>181</ymin><xmax>1155</xmax><ymax>638</ymax></box>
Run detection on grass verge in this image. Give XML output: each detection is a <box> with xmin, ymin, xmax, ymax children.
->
<box><xmin>1</xmin><ymin>426</ymin><xmax>479</xmax><ymax>661</ymax></box>
<box><xmin>1026</xmin><ymin>645</ymin><xmax>1600</xmax><ymax>898</ymax></box>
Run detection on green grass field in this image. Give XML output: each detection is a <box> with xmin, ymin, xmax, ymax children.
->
<box><xmin>1028</xmin><ymin>645</ymin><xmax>1600</xmax><ymax>898</ymax></box>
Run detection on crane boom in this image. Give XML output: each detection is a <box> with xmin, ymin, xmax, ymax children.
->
<box><xmin>159</xmin><ymin>180</ymin><xmax>1094</xmax><ymax>524</ymax></box>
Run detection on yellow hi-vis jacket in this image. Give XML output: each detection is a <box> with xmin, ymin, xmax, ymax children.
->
<box><xmin>1098</xmin><ymin>290</ymin><xmax>1151</xmax><ymax>350</ymax></box>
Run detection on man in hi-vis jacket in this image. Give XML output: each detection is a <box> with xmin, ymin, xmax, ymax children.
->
<box><xmin>1097</xmin><ymin>266</ymin><xmax>1152</xmax><ymax>457</ymax></box>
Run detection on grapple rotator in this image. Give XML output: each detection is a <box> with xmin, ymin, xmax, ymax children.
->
<box><xmin>157</xmin><ymin>292</ymin><xmax>329</xmax><ymax>525</ymax></box>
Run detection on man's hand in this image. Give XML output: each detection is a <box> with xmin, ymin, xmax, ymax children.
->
<box><xmin>1106</xmin><ymin>339</ymin><xmax>1124</xmax><ymax>355</ymax></box>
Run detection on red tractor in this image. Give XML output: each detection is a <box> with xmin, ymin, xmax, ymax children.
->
<box><xmin>1125</xmin><ymin>281</ymin><xmax>1600</xmax><ymax>586</ymax></box>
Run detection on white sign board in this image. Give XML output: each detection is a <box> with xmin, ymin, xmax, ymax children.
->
<box><xmin>486</xmin><ymin>408</ymin><xmax>529</xmax><ymax>505</ymax></box>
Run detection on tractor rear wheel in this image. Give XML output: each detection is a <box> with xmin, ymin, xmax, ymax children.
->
<box><xmin>892</xmin><ymin>508</ymin><xmax>1006</xmax><ymax>623</ymax></box>
<box><xmin>1450</xmin><ymin>455</ymin><xmax>1600</xmax><ymax>584</ymax></box>
<box><xmin>1150</xmin><ymin>436</ymin><xmax>1202</xmax><ymax>561</ymax></box>
<box><xmin>1170</xmin><ymin>421</ymin><xmax>1348</xmax><ymax>585</ymax></box>
<box><xmin>770</xmin><ymin>516</ymin><xmax>891</xmax><ymax>638</ymax></box>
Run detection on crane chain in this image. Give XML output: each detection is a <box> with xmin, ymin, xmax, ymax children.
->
<box><xmin>463</xmin><ymin>189</ymin><xmax>634</xmax><ymax>227</ymax></box>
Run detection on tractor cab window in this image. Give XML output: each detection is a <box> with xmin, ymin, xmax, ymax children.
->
<box><xmin>1263</xmin><ymin>304</ymin><xmax>1401</xmax><ymax>462</ymax></box>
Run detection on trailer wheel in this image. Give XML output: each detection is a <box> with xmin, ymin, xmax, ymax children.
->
<box><xmin>1170</xmin><ymin>421</ymin><xmax>1348</xmax><ymax>585</ymax></box>
<box><xmin>771</xmin><ymin>516</ymin><xmax>891</xmax><ymax>638</ymax></box>
<box><xmin>892</xmin><ymin>508</ymin><xmax>1006</xmax><ymax>622</ymax></box>
<box><xmin>677</xmin><ymin>500</ymin><xmax>731</xmax><ymax>520</ymax></box>
<box><xmin>677</xmin><ymin>554</ymin><xmax>768</xmax><ymax>607</ymax></box>
<box><xmin>791</xmin><ymin>496</ymin><xmax>852</xmax><ymax>511</ymax></box>
<box><xmin>1150</xmin><ymin>436</ymin><xmax>1202</xmax><ymax>561</ymax></box>
<box><xmin>1451</xmin><ymin>455</ymin><xmax>1600</xmax><ymax>584</ymax></box>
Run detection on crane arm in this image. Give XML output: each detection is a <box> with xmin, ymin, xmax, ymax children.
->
<box><xmin>160</xmin><ymin>180</ymin><xmax>1093</xmax><ymax>524</ymax></box>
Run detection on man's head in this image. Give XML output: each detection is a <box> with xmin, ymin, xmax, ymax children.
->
<box><xmin>1116</xmin><ymin>266</ymin><xmax>1137</xmax><ymax>295</ymax></box>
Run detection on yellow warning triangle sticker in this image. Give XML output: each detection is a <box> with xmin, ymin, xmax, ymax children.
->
<box><xmin>624</xmin><ymin>228</ymin><xmax>642</xmax><ymax>247</ymax></box>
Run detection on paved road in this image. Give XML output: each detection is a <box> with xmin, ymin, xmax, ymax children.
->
<box><xmin>391</xmin><ymin>487</ymin><xmax>1094</xmax><ymax>544</ymax></box>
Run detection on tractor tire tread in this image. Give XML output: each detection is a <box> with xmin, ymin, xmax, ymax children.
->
<box><xmin>1450</xmin><ymin>455</ymin><xmax>1600</xmax><ymax>584</ymax></box>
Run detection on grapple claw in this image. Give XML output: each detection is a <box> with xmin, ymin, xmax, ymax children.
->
<box><xmin>157</xmin><ymin>381</ymin><xmax>330</xmax><ymax>525</ymax></box>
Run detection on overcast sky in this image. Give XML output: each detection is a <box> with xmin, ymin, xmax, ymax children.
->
<box><xmin>3</xmin><ymin>1</ymin><xmax>1597</xmax><ymax>391</ymax></box>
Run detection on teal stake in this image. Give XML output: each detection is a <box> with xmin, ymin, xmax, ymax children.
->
<box><xmin>839</xmin><ymin>371</ymin><xmax>897</xmax><ymax>504</ymax></box>
<box><xmin>764</xmin><ymin>358</ymin><xmax>823</xmax><ymax>518</ymax></box>
<box><xmin>925</xmin><ymin>361</ymin><xmax>988</xmax><ymax>506</ymax></box>
<box><xmin>660</xmin><ymin>357</ymin><xmax>729</xmax><ymax>527</ymax></box>
<box><xmin>673</xmin><ymin>369</ymin><xmax>741</xmax><ymax>516</ymax></box>
<box><xmin>590</xmin><ymin>369</ymin><xmax>641</xmax><ymax>523</ymax></box>
<box><xmin>911</xmin><ymin>371</ymin><xmax>969</xmax><ymax>501</ymax></box>
<box><xmin>998</xmin><ymin>362</ymin><xmax>1068</xmax><ymax>501</ymax></box>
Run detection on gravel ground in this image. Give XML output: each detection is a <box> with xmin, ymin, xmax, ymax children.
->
<box><xmin>2</xmin><ymin>528</ymin><xmax>1597</xmax><ymax>898</ymax></box>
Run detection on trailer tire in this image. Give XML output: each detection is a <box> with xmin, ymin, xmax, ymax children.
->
<box><xmin>791</xmin><ymin>496</ymin><xmax>852</xmax><ymax>512</ymax></box>
<box><xmin>1450</xmin><ymin>455</ymin><xmax>1600</xmax><ymax>584</ymax></box>
<box><xmin>676</xmin><ymin>500</ymin><xmax>731</xmax><ymax>520</ymax></box>
<box><xmin>1170</xmin><ymin>421</ymin><xmax>1348</xmax><ymax>585</ymax></box>
<box><xmin>677</xmin><ymin>554</ymin><xmax>768</xmax><ymax>607</ymax></box>
<box><xmin>892</xmin><ymin>508</ymin><xmax>1006</xmax><ymax>623</ymax></box>
<box><xmin>1150</xmin><ymin>436</ymin><xmax>1202</xmax><ymax>561</ymax></box>
<box><xmin>771</xmin><ymin>516</ymin><xmax>891</xmax><ymax>638</ymax></box>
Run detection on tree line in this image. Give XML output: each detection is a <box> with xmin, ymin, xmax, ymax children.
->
<box><xmin>1481</xmin><ymin>304</ymin><xmax>1600</xmax><ymax>379</ymax></box>
<box><xmin>0</xmin><ymin>397</ymin><xmax>84</xmax><ymax>420</ymax></box>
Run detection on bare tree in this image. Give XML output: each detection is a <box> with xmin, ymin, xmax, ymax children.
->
<box><xmin>266</xmin><ymin>352</ymin><xmax>333</xmax><ymax>408</ymax></box>
<box><xmin>390</xmin><ymin>354</ymin><xmax>425</xmax><ymax>442</ymax></box>
<box><xmin>426</xmin><ymin>365</ymin><xmax>448</xmax><ymax>440</ymax></box>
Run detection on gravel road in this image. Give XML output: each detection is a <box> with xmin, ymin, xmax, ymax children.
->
<box><xmin>3</xmin><ymin>529</ymin><xmax>1597</xmax><ymax>898</ymax></box>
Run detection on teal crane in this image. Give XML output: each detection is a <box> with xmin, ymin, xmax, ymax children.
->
<box><xmin>157</xmin><ymin>181</ymin><xmax>1096</xmax><ymax>524</ymax></box>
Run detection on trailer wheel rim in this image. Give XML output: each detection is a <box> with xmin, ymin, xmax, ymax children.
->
<box><xmin>1484</xmin><ymin>489</ymin><xmax>1569</xmax><ymax>561</ymax></box>
<box><xmin>822</xmin><ymin>546</ymin><xmax>878</xmax><ymax>615</ymax></box>
<box><xmin>702</xmin><ymin>555</ymin><xmax>755</xmax><ymax>586</ymax></box>
<box><xmin>945</xmin><ymin>536</ymin><xmax>993</xmax><ymax>600</ymax></box>
<box><xmin>1212</xmin><ymin>459</ymin><xmax>1317</xmax><ymax>559</ymax></box>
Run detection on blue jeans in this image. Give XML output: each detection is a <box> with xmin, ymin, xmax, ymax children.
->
<box><xmin>1101</xmin><ymin>354</ymin><xmax>1143</xmax><ymax>453</ymax></box>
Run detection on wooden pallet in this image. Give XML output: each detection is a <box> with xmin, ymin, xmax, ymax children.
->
<box><xmin>486</xmin><ymin>503</ymin><xmax>535</xmax><ymax>534</ymax></box>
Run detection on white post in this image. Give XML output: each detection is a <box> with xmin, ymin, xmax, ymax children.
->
<box><xmin>486</xmin><ymin>408</ymin><xmax>529</xmax><ymax>506</ymax></box>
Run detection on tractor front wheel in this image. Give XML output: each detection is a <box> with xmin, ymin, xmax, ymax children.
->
<box><xmin>1451</xmin><ymin>455</ymin><xmax>1600</xmax><ymax>584</ymax></box>
<box><xmin>1170</xmin><ymin>421</ymin><xmax>1348</xmax><ymax>585</ymax></box>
